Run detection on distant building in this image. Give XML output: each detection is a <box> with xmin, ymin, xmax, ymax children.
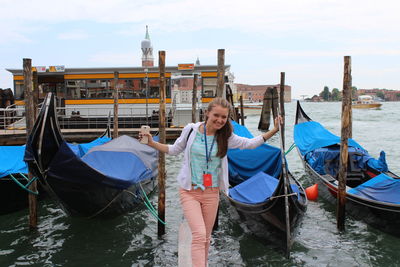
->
<box><xmin>310</xmin><ymin>95</ymin><xmax>322</xmax><ymax>102</ymax></box>
<box><xmin>235</xmin><ymin>83</ymin><xmax>291</xmax><ymax>102</ymax></box>
<box><xmin>357</xmin><ymin>88</ymin><xmax>400</xmax><ymax>101</ymax></box>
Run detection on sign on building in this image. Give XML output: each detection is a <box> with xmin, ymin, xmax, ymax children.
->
<box><xmin>49</xmin><ymin>65</ymin><xmax>65</xmax><ymax>72</ymax></box>
<box><xmin>32</xmin><ymin>66</ymin><xmax>46</xmax><ymax>72</ymax></box>
<box><xmin>178</xmin><ymin>64</ymin><xmax>195</xmax><ymax>70</ymax></box>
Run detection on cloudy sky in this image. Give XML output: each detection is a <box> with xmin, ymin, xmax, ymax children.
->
<box><xmin>1</xmin><ymin>0</ymin><xmax>399</xmax><ymax>98</ymax></box>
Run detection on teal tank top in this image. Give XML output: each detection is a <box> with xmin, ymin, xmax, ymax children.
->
<box><xmin>190</xmin><ymin>132</ymin><xmax>221</xmax><ymax>190</ymax></box>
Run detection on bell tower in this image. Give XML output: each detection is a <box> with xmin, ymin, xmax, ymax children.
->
<box><xmin>141</xmin><ymin>25</ymin><xmax>154</xmax><ymax>67</ymax></box>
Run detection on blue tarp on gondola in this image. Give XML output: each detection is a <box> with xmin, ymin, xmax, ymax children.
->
<box><xmin>294</xmin><ymin>121</ymin><xmax>364</xmax><ymax>155</ymax></box>
<box><xmin>67</xmin><ymin>136</ymin><xmax>111</xmax><ymax>157</ymax></box>
<box><xmin>228</xmin><ymin>121</ymin><xmax>282</xmax><ymax>184</ymax></box>
<box><xmin>306</xmin><ymin>146</ymin><xmax>370</xmax><ymax>176</ymax></box>
<box><xmin>1</xmin><ymin>137</ymin><xmax>111</xmax><ymax>179</ymax></box>
<box><xmin>348</xmin><ymin>174</ymin><xmax>400</xmax><ymax>204</ymax></box>
<box><xmin>229</xmin><ymin>172</ymin><xmax>279</xmax><ymax>204</ymax></box>
<box><xmin>47</xmin><ymin>135</ymin><xmax>158</xmax><ymax>189</ymax></box>
<box><xmin>0</xmin><ymin>146</ymin><xmax>27</xmax><ymax>178</ymax></box>
<box><xmin>229</xmin><ymin>171</ymin><xmax>300</xmax><ymax>204</ymax></box>
<box><xmin>295</xmin><ymin>121</ymin><xmax>388</xmax><ymax>174</ymax></box>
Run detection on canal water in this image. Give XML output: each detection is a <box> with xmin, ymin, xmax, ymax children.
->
<box><xmin>1</xmin><ymin>101</ymin><xmax>400</xmax><ymax>266</ymax></box>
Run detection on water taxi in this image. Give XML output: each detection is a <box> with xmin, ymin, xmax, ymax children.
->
<box><xmin>352</xmin><ymin>95</ymin><xmax>382</xmax><ymax>109</ymax></box>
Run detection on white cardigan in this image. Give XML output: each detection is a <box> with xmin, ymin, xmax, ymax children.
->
<box><xmin>167</xmin><ymin>122</ymin><xmax>264</xmax><ymax>194</ymax></box>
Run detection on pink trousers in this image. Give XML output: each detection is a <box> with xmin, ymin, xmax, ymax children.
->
<box><xmin>179</xmin><ymin>187</ymin><xmax>220</xmax><ymax>267</ymax></box>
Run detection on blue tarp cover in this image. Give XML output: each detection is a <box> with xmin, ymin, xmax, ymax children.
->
<box><xmin>348</xmin><ymin>173</ymin><xmax>400</xmax><ymax>204</ymax></box>
<box><xmin>48</xmin><ymin>136</ymin><xmax>157</xmax><ymax>189</ymax></box>
<box><xmin>306</xmin><ymin>146</ymin><xmax>370</xmax><ymax>176</ymax></box>
<box><xmin>294</xmin><ymin>121</ymin><xmax>363</xmax><ymax>155</ymax></box>
<box><xmin>228</xmin><ymin>121</ymin><xmax>282</xmax><ymax>184</ymax></box>
<box><xmin>295</xmin><ymin>121</ymin><xmax>388</xmax><ymax>174</ymax></box>
<box><xmin>0</xmin><ymin>146</ymin><xmax>27</xmax><ymax>178</ymax></box>
<box><xmin>229</xmin><ymin>172</ymin><xmax>279</xmax><ymax>204</ymax></box>
<box><xmin>82</xmin><ymin>151</ymin><xmax>151</xmax><ymax>183</ymax></box>
<box><xmin>367</xmin><ymin>151</ymin><xmax>388</xmax><ymax>172</ymax></box>
<box><xmin>67</xmin><ymin>136</ymin><xmax>111</xmax><ymax>158</ymax></box>
<box><xmin>229</xmin><ymin>171</ymin><xmax>300</xmax><ymax>204</ymax></box>
<box><xmin>1</xmin><ymin>137</ymin><xmax>111</xmax><ymax>179</ymax></box>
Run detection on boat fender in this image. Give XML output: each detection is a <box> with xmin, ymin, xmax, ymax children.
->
<box><xmin>305</xmin><ymin>184</ymin><xmax>318</xmax><ymax>201</ymax></box>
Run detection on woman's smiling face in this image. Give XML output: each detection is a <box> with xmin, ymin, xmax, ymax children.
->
<box><xmin>205</xmin><ymin>104</ymin><xmax>229</xmax><ymax>133</ymax></box>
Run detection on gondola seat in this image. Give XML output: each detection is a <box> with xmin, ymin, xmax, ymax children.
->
<box><xmin>229</xmin><ymin>172</ymin><xmax>279</xmax><ymax>204</ymax></box>
<box><xmin>229</xmin><ymin>172</ymin><xmax>300</xmax><ymax>204</ymax></box>
<box><xmin>348</xmin><ymin>173</ymin><xmax>400</xmax><ymax>204</ymax></box>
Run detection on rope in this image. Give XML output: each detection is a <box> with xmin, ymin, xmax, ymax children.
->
<box><xmin>85</xmin><ymin>183</ymin><xmax>165</xmax><ymax>223</ymax></box>
<box><xmin>138</xmin><ymin>183</ymin><xmax>166</xmax><ymax>225</ymax></box>
<box><xmin>9</xmin><ymin>174</ymin><xmax>39</xmax><ymax>195</ymax></box>
<box><xmin>285</xmin><ymin>143</ymin><xmax>296</xmax><ymax>155</ymax></box>
<box><xmin>138</xmin><ymin>183</ymin><xmax>158</xmax><ymax>215</ymax></box>
<box><xmin>269</xmin><ymin>192</ymin><xmax>297</xmax><ymax>200</ymax></box>
<box><xmin>86</xmin><ymin>191</ymin><xmax>124</xmax><ymax>219</ymax></box>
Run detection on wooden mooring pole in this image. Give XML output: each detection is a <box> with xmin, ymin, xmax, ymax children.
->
<box><xmin>258</xmin><ymin>87</ymin><xmax>278</xmax><ymax>130</ymax></box>
<box><xmin>24</xmin><ymin>58</ymin><xmax>38</xmax><ymax>229</ymax></box>
<box><xmin>280</xmin><ymin>72</ymin><xmax>286</xmax><ymax>149</ymax></box>
<box><xmin>191</xmin><ymin>74</ymin><xmax>198</xmax><ymax>123</ymax></box>
<box><xmin>113</xmin><ymin>71</ymin><xmax>119</xmax><ymax>139</ymax></box>
<box><xmin>158</xmin><ymin>51</ymin><xmax>167</xmax><ymax>236</ymax></box>
<box><xmin>32</xmin><ymin>71</ymin><xmax>39</xmax><ymax>113</ymax></box>
<box><xmin>337</xmin><ymin>56</ymin><xmax>352</xmax><ymax>231</ymax></box>
<box><xmin>239</xmin><ymin>94</ymin><xmax>245</xmax><ymax>126</ymax></box>
<box><xmin>216</xmin><ymin>49</ymin><xmax>225</xmax><ymax>98</ymax></box>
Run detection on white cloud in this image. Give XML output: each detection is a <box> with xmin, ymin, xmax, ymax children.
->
<box><xmin>88</xmin><ymin>52</ymin><xmax>141</xmax><ymax>66</ymax></box>
<box><xmin>58</xmin><ymin>30</ymin><xmax>89</xmax><ymax>40</ymax></box>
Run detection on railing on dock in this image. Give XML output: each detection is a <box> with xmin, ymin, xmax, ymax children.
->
<box><xmin>0</xmin><ymin>103</ymin><xmax>200</xmax><ymax>132</ymax></box>
<box><xmin>0</xmin><ymin>106</ymin><xmax>175</xmax><ymax>131</ymax></box>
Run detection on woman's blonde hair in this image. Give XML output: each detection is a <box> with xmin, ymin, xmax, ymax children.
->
<box><xmin>206</xmin><ymin>97</ymin><xmax>233</xmax><ymax>158</ymax></box>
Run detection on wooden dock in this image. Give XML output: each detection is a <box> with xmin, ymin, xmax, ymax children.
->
<box><xmin>178</xmin><ymin>220</ymin><xmax>192</xmax><ymax>267</ymax></box>
<box><xmin>0</xmin><ymin>127</ymin><xmax>183</xmax><ymax>145</ymax></box>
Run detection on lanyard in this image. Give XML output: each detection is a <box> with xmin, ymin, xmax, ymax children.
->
<box><xmin>204</xmin><ymin>124</ymin><xmax>216</xmax><ymax>170</ymax></box>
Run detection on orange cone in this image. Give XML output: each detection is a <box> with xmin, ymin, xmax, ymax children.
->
<box><xmin>305</xmin><ymin>184</ymin><xmax>318</xmax><ymax>201</ymax></box>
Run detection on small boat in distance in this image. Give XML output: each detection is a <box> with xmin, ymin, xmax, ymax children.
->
<box><xmin>352</xmin><ymin>95</ymin><xmax>382</xmax><ymax>109</ymax></box>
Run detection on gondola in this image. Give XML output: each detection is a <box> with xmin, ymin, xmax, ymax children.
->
<box><xmin>0</xmin><ymin>145</ymin><xmax>38</xmax><ymax>215</ymax></box>
<box><xmin>0</xmin><ymin>135</ymin><xmax>110</xmax><ymax>216</ymax></box>
<box><xmin>294</xmin><ymin>101</ymin><xmax>400</xmax><ymax>236</ymax></box>
<box><xmin>24</xmin><ymin>93</ymin><xmax>158</xmax><ymax>218</ymax></box>
<box><xmin>225</xmin><ymin>121</ymin><xmax>307</xmax><ymax>254</ymax></box>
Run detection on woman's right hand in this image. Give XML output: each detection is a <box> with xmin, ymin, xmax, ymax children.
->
<box><xmin>139</xmin><ymin>132</ymin><xmax>154</xmax><ymax>145</ymax></box>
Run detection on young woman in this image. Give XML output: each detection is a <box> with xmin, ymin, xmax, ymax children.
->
<box><xmin>140</xmin><ymin>97</ymin><xmax>281</xmax><ymax>267</ymax></box>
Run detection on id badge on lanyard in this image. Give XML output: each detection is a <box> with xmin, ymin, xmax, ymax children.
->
<box><xmin>203</xmin><ymin>124</ymin><xmax>215</xmax><ymax>187</ymax></box>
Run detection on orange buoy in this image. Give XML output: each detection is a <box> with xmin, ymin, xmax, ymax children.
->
<box><xmin>305</xmin><ymin>184</ymin><xmax>318</xmax><ymax>201</ymax></box>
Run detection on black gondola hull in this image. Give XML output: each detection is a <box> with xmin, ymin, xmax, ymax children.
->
<box><xmin>0</xmin><ymin>175</ymin><xmax>47</xmax><ymax>215</ymax></box>
<box><xmin>304</xmin><ymin>161</ymin><xmax>400</xmax><ymax>236</ymax></box>
<box><xmin>226</xmin><ymin>173</ymin><xmax>307</xmax><ymax>249</ymax></box>
<box><xmin>40</xmin><ymin>175</ymin><xmax>156</xmax><ymax>218</ymax></box>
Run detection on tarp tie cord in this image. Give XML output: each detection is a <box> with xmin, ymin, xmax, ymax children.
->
<box><xmin>9</xmin><ymin>174</ymin><xmax>39</xmax><ymax>195</ymax></box>
<box><xmin>269</xmin><ymin>192</ymin><xmax>297</xmax><ymax>200</ymax></box>
<box><xmin>137</xmin><ymin>183</ymin><xmax>166</xmax><ymax>225</ymax></box>
<box><xmin>285</xmin><ymin>143</ymin><xmax>296</xmax><ymax>155</ymax></box>
<box><xmin>86</xmin><ymin>191</ymin><xmax>125</xmax><ymax>219</ymax></box>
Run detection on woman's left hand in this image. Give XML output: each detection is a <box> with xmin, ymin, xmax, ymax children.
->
<box><xmin>273</xmin><ymin>115</ymin><xmax>283</xmax><ymax>132</ymax></box>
